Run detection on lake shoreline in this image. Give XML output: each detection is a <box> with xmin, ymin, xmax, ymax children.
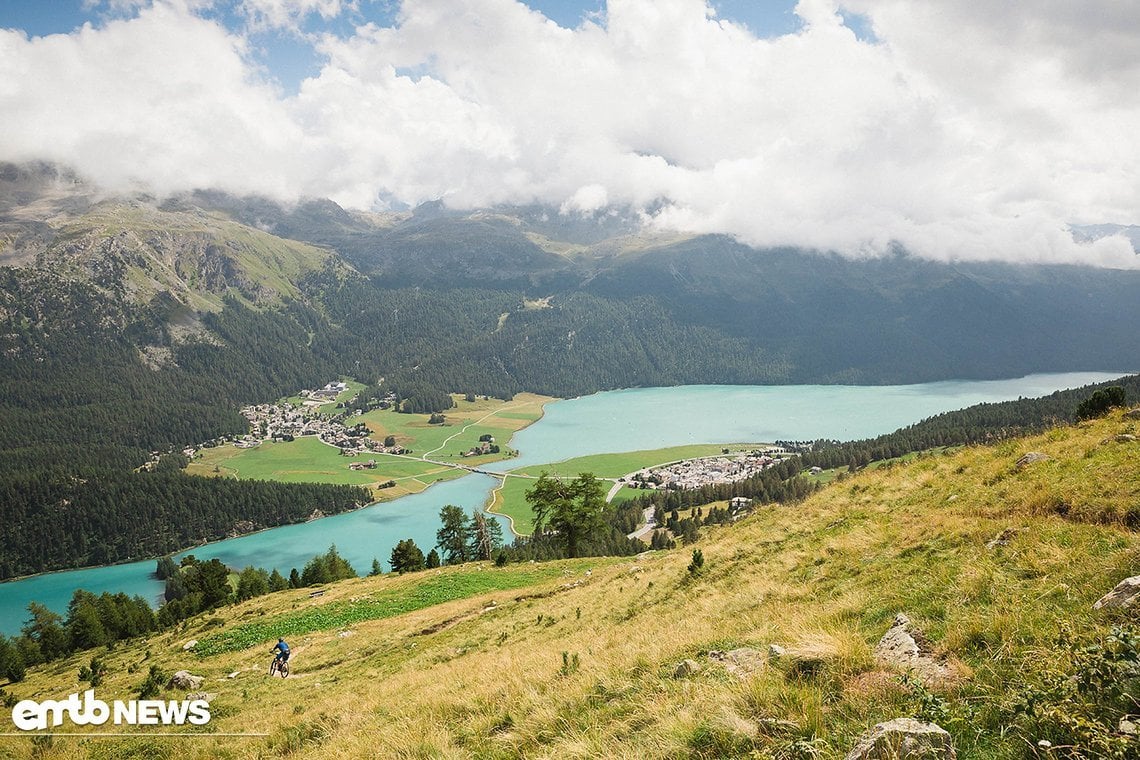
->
<box><xmin>0</xmin><ymin>371</ymin><xmax>1128</xmax><ymax>635</ymax></box>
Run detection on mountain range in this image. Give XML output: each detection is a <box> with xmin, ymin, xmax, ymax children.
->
<box><xmin>3</xmin><ymin>161</ymin><xmax>1139</xmax><ymax>395</ymax></box>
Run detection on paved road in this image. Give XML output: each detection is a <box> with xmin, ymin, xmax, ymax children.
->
<box><xmin>605</xmin><ymin>480</ymin><xmax>624</xmax><ymax>502</ymax></box>
<box><xmin>627</xmin><ymin>506</ymin><xmax>657</xmax><ymax>541</ymax></box>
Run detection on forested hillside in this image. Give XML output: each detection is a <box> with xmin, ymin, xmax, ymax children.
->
<box><xmin>0</xmin><ymin>469</ymin><xmax>369</xmax><ymax>579</ymax></box>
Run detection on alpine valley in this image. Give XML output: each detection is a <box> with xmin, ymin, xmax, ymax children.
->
<box><xmin>2</xmin><ymin>158</ymin><xmax>1140</xmax><ymax>758</ymax></box>
<box><xmin>1</xmin><ymin>161</ymin><xmax>1140</xmax><ymax>579</ymax></box>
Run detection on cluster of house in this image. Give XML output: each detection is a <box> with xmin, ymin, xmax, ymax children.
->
<box><xmin>625</xmin><ymin>449</ymin><xmax>787</xmax><ymax>491</ymax></box>
<box><xmin>229</xmin><ymin>401</ymin><xmax>375</xmax><ymax>451</ymax></box>
<box><xmin>460</xmin><ymin>435</ymin><xmax>497</xmax><ymax>457</ymax></box>
<box><xmin>300</xmin><ymin>381</ymin><xmax>349</xmax><ymax>405</ymax></box>
<box><xmin>186</xmin><ymin>382</ymin><xmax>386</xmax><ymax>456</ymax></box>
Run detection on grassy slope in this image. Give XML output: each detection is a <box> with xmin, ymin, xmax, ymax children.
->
<box><xmin>3</xmin><ymin>413</ymin><xmax>1138</xmax><ymax>759</ymax></box>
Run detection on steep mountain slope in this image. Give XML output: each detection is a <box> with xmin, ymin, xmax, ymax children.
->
<box><xmin>584</xmin><ymin>236</ymin><xmax>1140</xmax><ymax>383</ymax></box>
<box><xmin>1</xmin><ymin>165</ymin><xmax>341</xmax><ymax>317</ymax></box>
<box><xmin>3</xmin><ymin>412</ymin><xmax>1137</xmax><ymax>758</ymax></box>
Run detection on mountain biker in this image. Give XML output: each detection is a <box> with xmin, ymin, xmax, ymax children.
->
<box><xmin>272</xmin><ymin>637</ymin><xmax>290</xmax><ymax>666</ymax></box>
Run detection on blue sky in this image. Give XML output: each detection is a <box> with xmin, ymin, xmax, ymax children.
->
<box><xmin>1</xmin><ymin>0</ymin><xmax>1136</xmax><ymax>266</ymax></box>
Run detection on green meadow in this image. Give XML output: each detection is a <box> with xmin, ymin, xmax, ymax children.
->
<box><xmin>360</xmin><ymin>392</ymin><xmax>548</xmax><ymax>465</ymax></box>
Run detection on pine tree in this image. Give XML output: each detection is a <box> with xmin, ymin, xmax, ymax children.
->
<box><xmin>390</xmin><ymin>538</ymin><xmax>425</xmax><ymax>573</ymax></box>
<box><xmin>526</xmin><ymin>473</ymin><xmax>606</xmax><ymax>558</ymax></box>
<box><xmin>437</xmin><ymin>505</ymin><xmax>471</xmax><ymax>564</ymax></box>
<box><xmin>236</xmin><ymin>567</ymin><xmax>269</xmax><ymax>601</ymax></box>
<box><xmin>268</xmin><ymin>569</ymin><xmax>289</xmax><ymax>592</ymax></box>
<box><xmin>154</xmin><ymin>556</ymin><xmax>178</xmax><ymax>580</ymax></box>
<box><xmin>469</xmin><ymin>510</ymin><xmax>504</xmax><ymax>561</ymax></box>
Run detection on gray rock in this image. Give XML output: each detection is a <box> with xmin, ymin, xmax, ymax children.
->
<box><xmin>226</xmin><ymin>671</ymin><xmax>240</xmax><ymax>679</ymax></box>
<box><xmin>845</xmin><ymin>718</ymin><xmax>956</xmax><ymax>759</ymax></box>
<box><xmin>766</xmin><ymin>642</ymin><xmax>836</xmax><ymax>679</ymax></box>
<box><xmin>1123</xmin><ymin>408</ymin><xmax>1140</xmax><ymax>420</ymax></box>
<box><xmin>167</xmin><ymin>670</ymin><xmax>204</xmax><ymax>690</ymax></box>
<box><xmin>708</xmin><ymin>648</ymin><xmax>766</xmax><ymax>679</ymax></box>
<box><xmin>673</xmin><ymin>659</ymin><xmax>701</xmax><ymax>678</ymax></box>
<box><xmin>1093</xmin><ymin>576</ymin><xmax>1140</xmax><ymax>610</ymax></box>
<box><xmin>1114</xmin><ymin>434</ymin><xmax>1137</xmax><ymax>443</ymax></box>
<box><xmin>181</xmin><ymin>639</ymin><xmax>197</xmax><ymax>651</ymax></box>
<box><xmin>873</xmin><ymin>614</ymin><xmax>955</xmax><ymax>686</ymax></box>
<box><xmin>1015</xmin><ymin>452</ymin><xmax>1051</xmax><ymax>469</ymax></box>
<box><xmin>185</xmin><ymin>692</ymin><xmax>216</xmax><ymax>702</ymax></box>
<box><xmin>1120</xmin><ymin>716</ymin><xmax>1138</xmax><ymax>736</ymax></box>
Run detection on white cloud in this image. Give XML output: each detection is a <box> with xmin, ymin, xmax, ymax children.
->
<box><xmin>1</xmin><ymin>0</ymin><xmax>1138</xmax><ymax>266</ymax></box>
<box><xmin>0</xmin><ymin>3</ymin><xmax>311</xmax><ymax>198</ymax></box>
<box><xmin>561</xmin><ymin>184</ymin><xmax>609</xmax><ymax>214</ymax></box>
<box><xmin>240</xmin><ymin>0</ymin><xmax>353</xmax><ymax>32</ymax></box>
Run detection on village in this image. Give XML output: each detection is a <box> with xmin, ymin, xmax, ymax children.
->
<box><xmin>623</xmin><ymin>448</ymin><xmax>789</xmax><ymax>491</ymax></box>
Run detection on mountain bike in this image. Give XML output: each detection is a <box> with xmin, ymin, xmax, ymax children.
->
<box><xmin>269</xmin><ymin>655</ymin><xmax>290</xmax><ymax>678</ymax></box>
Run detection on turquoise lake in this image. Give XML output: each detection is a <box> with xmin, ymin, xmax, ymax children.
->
<box><xmin>0</xmin><ymin>371</ymin><xmax>1127</xmax><ymax>635</ymax></box>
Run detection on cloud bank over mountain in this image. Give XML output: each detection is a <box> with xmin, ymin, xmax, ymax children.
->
<box><xmin>2</xmin><ymin>0</ymin><xmax>1138</xmax><ymax>266</ymax></box>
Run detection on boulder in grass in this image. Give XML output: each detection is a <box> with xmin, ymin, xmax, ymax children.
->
<box><xmin>167</xmin><ymin>670</ymin><xmax>204</xmax><ymax>690</ymax></box>
<box><xmin>767</xmin><ymin>640</ymin><xmax>838</xmax><ymax>679</ymax></box>
<box><xmin>844</xmin><ymin>718</ymin><xmax>956</xmax><ymax>760</ymax></box>
<box><xmin>708</xmin><ymin>648</ymin><xmax>766</xmax><ymax>680</ymax></box>
<box><xmin>673</xmin><ymin>659</ymin><xmax>701</xmax><ymax>679</ymax></box>
<box><xmin>873</xmin><ymin>614</ymin><xmax>956</xmax><ymax>687</ymax></box>
<box><xmin>1093</xmin><ymin>576</ymin><xmax>1140</xmax><ymax>610</ymax></box>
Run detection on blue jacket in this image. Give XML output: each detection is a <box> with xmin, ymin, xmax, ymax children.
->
<box><xmin>274</xmin><ymin>640</ymin><xmax>290</xmax><ymax>655</ymax></box>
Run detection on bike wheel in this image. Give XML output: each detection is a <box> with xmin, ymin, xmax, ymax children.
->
<box><xmin>280</xmin><ymin>661</ymin><xmax>289</xmax><ymax>678</ymax></box>
<box><xmin>269</xmin><ymin>660</ymin><xmax>277</xmax><ymax>676</ymax></box>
